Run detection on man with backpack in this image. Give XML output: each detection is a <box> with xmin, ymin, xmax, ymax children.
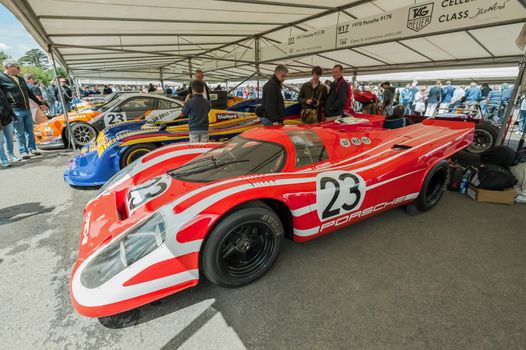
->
<box><xmin>325</xmin><ymin>65</ymin><xmax>351</xmax><ymax>118</ymax></box>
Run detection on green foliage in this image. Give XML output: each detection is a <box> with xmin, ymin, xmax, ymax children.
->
<box><xmin>0</xmin><ymin>51</ymin><xmax>10</xmax><ymax>62</ymax></box>
<box><xmin>18</xmin><ymin>48</ymin><xmax>49</xmax><ymax>69</ymax></box>
<box><xmin>20</xmin><ymin>66</ymin><xmax>54</xmax><ymax>85</ymax></box>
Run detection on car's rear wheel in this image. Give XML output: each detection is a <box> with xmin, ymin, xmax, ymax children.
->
<box><xmin>69</xmin><ymin>122</ymin><xmax>98</xmax><ymax>147</ymax></box>
<box><xmin>119</xmin><ymin>143</ymin><xmax>157</xmax><ymax>168</ymax></box>
<box><xmin>201</xmin><ymin>204</ymin><xmax>283</xmax><ymax>287</ymax></box>
<box><xmin>467</xmin><ymin>122</ymin><xmax>499</xmax><ymax>154</ymax></box>
<box><xmin>405</xmin><ymin>160</ymin><xmax>449</xmax><ymax>215</ymax></box>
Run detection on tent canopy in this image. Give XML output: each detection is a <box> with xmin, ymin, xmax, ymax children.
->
<box><xmin>2</xmin><ymin>0</ymin><xmax>525</xmax><ymax>82</ymax></box>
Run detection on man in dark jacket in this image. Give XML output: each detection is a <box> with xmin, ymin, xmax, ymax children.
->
<box><xmin>56</xmin><ymin>78</ymin><xmax>73</xmax><ymax>113</ymax></box>
<box><xmin>0</xmin><ymin>59</ymin><xmax>46</xmax><ymax>158</ymax></box>
<box><xmin>380</xmin><ymin>81</ymin><xmax>396</xmax><ymax>116</ymax></box>
<box><xmin>426</xmin><ymin>81</ymin><xmax>442</xmax><ymax>116</ymax></box>
<box><xmin>298</xmin><ymin>66</ymin><xmax>328</xmax><ymax>122</ymax></box>
<box><xmin>186</xmin><ymin>70</ymin><xmax>211</xmax><ymax>101</ymax></box>
<box><xmin>325</xmin><ymin>65</ymin><xmax>349</xmax><ymax>118</ymax></box>
<box><xmin>0</xmin><ymin>88</ymin><xmax>17</xmax><ymax>167</ymax></box>
<box><xmin>259</xmin><ymin>65</ymin><xmax>288</xmax><ymax>125</ymax></box>
<box><xmin>181</xmin><ymin>80</ymin><xmax>211</xmax><ymax>142</ymax></box>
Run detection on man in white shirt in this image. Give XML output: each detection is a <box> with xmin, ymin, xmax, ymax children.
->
<box><xmin>450</xmin><ymin>85</ymin><xmax>465</xmax><ymax>106</ymax></box>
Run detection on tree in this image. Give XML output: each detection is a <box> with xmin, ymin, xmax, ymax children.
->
<box><xmin>18</xmin><ymin>48</ymin><xmax>49</xmax><ymax>69</ymax></box>
<box><xmin>0</xmin><ymin>51</ymin><xmax>10</xmax><ymax>62</ymax></box>
<box><xmin>19</xmin><ymin>66</ymin><xmax>53</xmax><ymax>85</ymax></box>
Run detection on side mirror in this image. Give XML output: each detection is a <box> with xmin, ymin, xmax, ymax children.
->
<box><xmin>113</xmin><ymin>106</ymin><xmax>122</xmax><ymax>113</ymax></box>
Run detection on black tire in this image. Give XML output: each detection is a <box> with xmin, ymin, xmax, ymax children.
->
<box><xmin>405</xmin><ymin>160</ymin><xmax>449</xmax><ymax>215</ymax></box>
<box><xmin>119</xmin><ymin>143</ymin><xmax>157</xmax><ymax>168</ymax></box>
<box><xmin>201</xmin><ymin>204</ymin><xmax>283</xmax><ymax>287</ymax></box>
<box><xmin>69</xmin><ymin>122</ymin><xmax>98</xmax><ymax>147</ymax></box>
<box><xmin>468</xmin><ymin>122</ymin><xmax>499</xmax><ymax>154</ymax></box>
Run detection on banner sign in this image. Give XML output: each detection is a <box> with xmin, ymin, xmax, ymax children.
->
<box><xmin>275</xmin><ymin>0</ymin><xmax>525</xmax><ymax>60</ymax></box>
<box><xmin>334</xmin><ymin>0</ymin><xmax>526</xmax><ymax>48</ymax></box>
<box><xmin>205</xmin><ymin>0</ymin><xmax>525</xmax><ymax>70</ymax></box>
<box><xmin>286</xmin><ymin>26</ymin><xmax>337</xmax><ymax>56</ymax></box>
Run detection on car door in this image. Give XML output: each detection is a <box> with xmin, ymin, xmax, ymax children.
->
<box><xmin>103</xmin><ymin>96</ymin><xmax>157</xmax><ymax>127</ymax></box>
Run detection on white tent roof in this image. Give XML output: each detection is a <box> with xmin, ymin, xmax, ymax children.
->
<box><xmin>2</xmin><ymin>0</ymin><xmax>525</xmax><ymax>82</ymax></box>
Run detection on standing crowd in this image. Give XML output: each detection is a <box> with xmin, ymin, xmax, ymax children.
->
<box><xmin>0</xmin><ymin>59</ymin><xmax>75</xmax><ymax>168</ymax></box>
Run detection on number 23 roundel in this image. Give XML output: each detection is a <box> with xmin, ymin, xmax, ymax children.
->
<box><xmin>316</xmin><ymin>171</ymin><xmax>366</xmax><ymax>221</ymax></box>
<box><xmin>127</xmin><ymin>174</ymin><xmax>172</xmax><ymax>212</ymax></box>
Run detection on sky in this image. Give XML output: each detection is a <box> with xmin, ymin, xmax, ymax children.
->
<box><xmin>0</xmin><ymin>4</ymin><xmax>42</xmax><ymax>59</ymax></box>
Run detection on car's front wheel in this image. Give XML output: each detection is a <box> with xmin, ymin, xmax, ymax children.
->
<box><xmin>119</xmin><ymin>143</ymin><xmax>157</xmax><ymax>168</ymax></box>
<box><xmin>201</xmin><ymin>204</ymin><xmax>283</xmax><ymax>287</ymax></box>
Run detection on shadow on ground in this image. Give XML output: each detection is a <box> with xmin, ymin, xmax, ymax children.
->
<box><xmin>0</xmin><ymin>202</ymin><xmax>55</xmax><ymax>225</ymax></box>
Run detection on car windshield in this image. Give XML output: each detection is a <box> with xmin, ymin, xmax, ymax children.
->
<box><xmin>98</xmin><ymin>95</ymin><xmax>127</xmax><ymax>112</ymax></box>
<box><xmin>169</xmin><ymin>136</ymin><xmax>286</xmax><ymax>182</ymax></box>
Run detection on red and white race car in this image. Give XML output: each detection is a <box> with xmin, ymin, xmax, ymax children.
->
<box><xmin>70</xmin><ymin>116</ymin><xmax>474</xmax><ymax>317</ymax></box>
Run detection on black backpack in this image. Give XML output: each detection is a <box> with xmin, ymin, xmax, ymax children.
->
<box><xmin>480</xmin><ymin>146</ymin><xmax>516</xmax><ymax>168</ymax></box>
<box><xmin>469</xmin><ymin>164</ymin><xmax>517</xmax><ymax>190</ymax></box>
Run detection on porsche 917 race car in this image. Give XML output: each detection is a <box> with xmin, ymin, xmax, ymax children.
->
<box><xmin>64</xmin><ymin>100</ymin><xmax>302</xmax><ymax>187</ymax></box>
<box><xmin>70</xmin><ymin>117</ymin><xmax>474</xmax><ymax>317</ymax></box>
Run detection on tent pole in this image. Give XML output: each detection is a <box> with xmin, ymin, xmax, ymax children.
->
<box><xmin>48</xmin><ymin>45</ymin><xmax>76</xmax><ymax>152</ymax></box>
<box><xmin>255</xmin><ymin>36</ymin><xmax>260</xmax><ymax>96</ymax></box>
<box><xmin>228</xmin><ymin>73</ymin><xmax>257</xmax><ymax>94</ymax></box>
<box><xmin>497</xmin><ymin>51</ymin><xmax>526</xmax><ymax>146</ymax></box>
<box><xmin>160</xmin><ymin>68</ymin><xmax>164</xmax><ymax>92</ymax></box>
<box><xmin>188</xmin><ymin>58</ymin><xmax>193</xmax><ymax>79</ymax></box>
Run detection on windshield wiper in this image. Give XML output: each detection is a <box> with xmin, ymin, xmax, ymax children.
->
<box><xmin>170</xmin><ymin>159</ymin><xmax>249</xmax><ymax>177</ymax></box>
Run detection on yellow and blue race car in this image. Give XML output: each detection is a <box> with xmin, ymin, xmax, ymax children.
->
<box><xmin>64</xmin><ymin>99</ymin><xmax>302</xmax><ymax>187</ymax></box>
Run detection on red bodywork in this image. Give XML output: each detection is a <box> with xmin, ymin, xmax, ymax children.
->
<box><xmin>71</xmin><ymin>116</ymin><xmax>474</xmax><ymax>317</ymax></box>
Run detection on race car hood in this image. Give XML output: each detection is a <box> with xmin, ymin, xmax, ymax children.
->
<box><xmin>79</xmin><ymin>143</ymin><xmax>219</xmax><ymax>259</ymax></box>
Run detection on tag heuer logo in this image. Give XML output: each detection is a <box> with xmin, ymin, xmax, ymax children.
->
<box><xmin>407</xmin><ymin>3</ymin><xmax>433</xmax><ymax>32</ymax></box>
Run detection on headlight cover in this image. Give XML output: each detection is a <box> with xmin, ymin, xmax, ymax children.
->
<box><xmin>80</xmin><ymin>212</ymin><xmax>166</xmax><ymax>289</ymax></box>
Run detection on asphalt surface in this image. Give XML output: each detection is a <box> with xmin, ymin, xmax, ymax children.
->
<box><xmin>0</xmin><ymin>148</ymin><xmax>525</xmax><ymax>350</ymax></box>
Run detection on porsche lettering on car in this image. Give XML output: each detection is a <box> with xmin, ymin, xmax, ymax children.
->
<box><xmin>70</xmin><ymin>117</ymin><xmax>474</xmax><ymax>317</ymax></box>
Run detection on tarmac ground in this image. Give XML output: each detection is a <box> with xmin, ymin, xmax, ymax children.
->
<box><xmin>0</xmin><ymin>143</ymin><xmax>525</xmax><ymax>349</ymax></box>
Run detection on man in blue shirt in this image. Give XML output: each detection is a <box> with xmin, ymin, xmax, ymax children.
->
<box><xmin>486</xmin><ymin>85</ymin><xmax>502</xmax><ymax>122</ymax></box>
<box><xmin>465</xmin><ymin>82</ymin><xmax>482</xmax><ymax>104</ymax></box>
<box><xmin>400</xmin><ymin>83</ymin><xmax>413</xmax><ymax>115</ymax></box>
<box><xmin>440</xmin><ymin>80</ymin><xmax>455</xmax><ymax>111</ymax></box>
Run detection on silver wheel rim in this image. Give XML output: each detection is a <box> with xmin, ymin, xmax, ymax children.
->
<box><xmin>72</xmin><ymin>125</ymin><xmax>96</xmax><ymax>145</ymax></box>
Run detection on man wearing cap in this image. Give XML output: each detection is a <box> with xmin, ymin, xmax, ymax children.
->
<box><xmin>0</xmin><ymin>59</ymin><xmax>47</xmax><ymax>158</ymax></box>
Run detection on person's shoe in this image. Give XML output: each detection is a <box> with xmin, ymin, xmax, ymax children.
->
<box><xmin>7</xmin><ymin>154</ymin><xmax>20</xmax><ymax>162</ymax></box>
<box><xmin>30</xmin><ymin>149</ymin><xmax>41</xmax><ymax>156</ymax></box>
<box><xmin>21</xmin><ymin>153</ymin><xmax>31</xmax><ymax>159</ymax></box>
<box><xmin>1</xmin><ymin>161</ymin><xmax>11</xmax><ymax>168</ymax></box>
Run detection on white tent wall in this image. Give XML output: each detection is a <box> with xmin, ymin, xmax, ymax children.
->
<box><xmin>1</xmin><ymin>0</ymin><xmax>525</xmax><ymax>82</ymax></box>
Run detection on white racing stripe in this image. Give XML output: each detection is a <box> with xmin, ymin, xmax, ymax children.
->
<box><xmin>74</xmin><ymin>127</ymin><xmax>471</xmax><ymax>307</ymax></box>
<box><xmin>289</xmin><ymin>130</ymin><xmax>471</xmax><ymax>219</ymax></box>
<box><xmin>71</xmin><ymin>240</ymin><xmax>202</xmax><ymax>307</ymax></box>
